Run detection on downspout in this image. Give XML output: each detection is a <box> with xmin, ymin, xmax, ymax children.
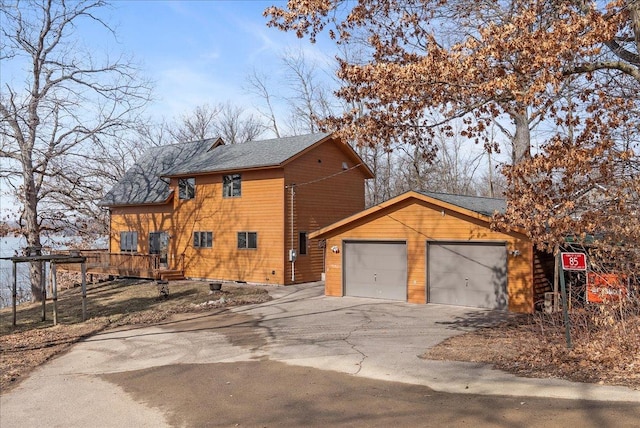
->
<box><xmin>290</xmin><ymin>184</ymin><xmax>295</xmax><ymax>283</ymax></box>
<box><xmin>108</xmin><ymin>208</ymin><xmax>112</xmax><ymax>253</ymax></box>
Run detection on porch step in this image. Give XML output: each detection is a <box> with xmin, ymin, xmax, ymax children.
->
<box><xmin>158</xmin><ymin>270</ymin><xmax>185</xmax><ymax>281</ymax></box>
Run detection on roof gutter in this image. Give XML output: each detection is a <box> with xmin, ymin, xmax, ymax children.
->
<box><xmin>99</xmin><ymin>190</ymin><xmax>175</xmax><ymax>208</ymax></box>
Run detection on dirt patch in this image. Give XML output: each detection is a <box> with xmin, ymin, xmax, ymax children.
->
<box><xmin>423</xmin><ymin>311</ymin><xmax>640</xmax><ymax>390</ymax></box>
<box><xmin>102</xmin><ymin>360</ymin><xmax>640</xmax><ymax>427</ymax></box>
<box><xmin>0</xmin><ymin>279</ymin><xmax>271</xmax><ymax>393</ymax></box>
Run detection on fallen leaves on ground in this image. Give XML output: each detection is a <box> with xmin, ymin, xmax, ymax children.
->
<box><xmin>423</xmin><ymin>311</ymin><xmax>640</xmax><ymax>390</ymax></box>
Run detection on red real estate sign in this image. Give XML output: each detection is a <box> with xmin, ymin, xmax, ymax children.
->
<box><xmin>561</xmin><ymin>252</ymin><xmax>587</xmax><ymax>271</ymax></box>
<box><xmin>587</xmin><ymin>272</ymin><xmax>627</xmax><ymax>303</ymax></box>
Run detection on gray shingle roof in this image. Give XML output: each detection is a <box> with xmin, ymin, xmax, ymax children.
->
<box><xmin>161</xmin><ymin>132</ymin><xmax>331</xmax><ymax>176</ymax></box>
<box><xmin>100</xmin><ymin>133</ymin><xmax>332</xmax><ymax>206</ymax></box>
<box><xmin>419</xmin><ymin>191</ymin><xmax>506</xmax><ymax>216</ymax></box>
<box><xmin>100</xmin><ymin>138</ymin><xmax>217</xmax><ymax>206</ymax></box>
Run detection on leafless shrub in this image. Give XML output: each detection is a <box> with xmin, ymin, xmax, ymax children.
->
<box><xmin>528</xmin><ymin>284</ymin><xmax>640</xmax><ymax>379</ymax></box>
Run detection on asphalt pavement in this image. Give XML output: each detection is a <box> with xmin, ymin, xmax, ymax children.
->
<box><xmin>1</xmin><ymin>282</ymin><xmax>639</xmax><ymax>427</ymax></box>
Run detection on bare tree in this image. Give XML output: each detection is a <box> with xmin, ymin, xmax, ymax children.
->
<box><xmin>246</xmin><ymin>48</ymin><xmax>339</xmax><ymax>137</ymax></box>
<box><xmin>170</xmin><ymin>104</ymin><xmax>222</xmax><ymax>143</ymax></box>
<box><xmin>245</xmin><ymin>69</ymin><xmax>282</xmax><ymax>138</ymax></box>
<box><xmin>281</xmin><ymin>48</ymin><xmax>336</xmax><ymax>134</ymax></box>
<box><xmin>0</xmin><ymin>0</ymin><xmax>151</xmax><ymax>300</ymax></box>
<box><xmin>426</xmin><ymin>125</ymin><xmax>487</xmax><ymax>195</ymax></box>
<box><xmin>214</xmin><ymin>102</ymin><xmax>265</xmax><ymax>144</ymax></box>
<box><xmin>169</xmin><ymin>102</ymin><xmax>265</xmax><ymax>144</ymax></box>
<box><xmin>366</xmin><ymin>128</ymin><xmax>488</xmax><ymax>204</ymax></box>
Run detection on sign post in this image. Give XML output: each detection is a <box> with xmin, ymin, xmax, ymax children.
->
<box><xmin>558</xmin><ymin>252</ymin><xmax>588</xmax><ymax>349</ymax></box>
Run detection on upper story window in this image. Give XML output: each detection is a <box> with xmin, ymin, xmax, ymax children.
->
<box><xmin>120</xmin><ymin>231</ymin><xmax>138</xmax><ymax>252</ymax></box>
<box><xmin>223</xmin><ymin>174</ymin><xmax>241</xmax><ymax>198</ymax></box>
<box><xmin>179</xmin><ymin>177</ymin><xmax>195</xmax><ymax>200</ymax></box>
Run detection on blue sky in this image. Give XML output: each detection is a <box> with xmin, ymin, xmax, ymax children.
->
<box><xmin>105</xmin><ymin>0</ymin><xmax>336</xmax><ymax>122</ymax></box>
<box><xmin>1</xmin><ymin>1</ymin><xmax>338</xmax><ymax>216</ymax></box>
<box><xmin>1</xmin><ymin>0</ymin><xmax>336</xmax><ymax>127</ymax></box>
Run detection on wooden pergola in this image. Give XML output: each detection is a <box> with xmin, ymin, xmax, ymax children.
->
<box><xmin>3</xmin><ymin>252</ymin><xmax>87</xmax><ymax>326</ymax></box>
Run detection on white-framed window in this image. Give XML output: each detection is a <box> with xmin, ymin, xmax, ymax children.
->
<box><xmin>193</xmin><ymin>231</ymin><xmax>213</xmax><ymax>248</ymax></box>
<box><xmin>237</xmin><ymin>231</ymin><xmax>257</xmax><ymax>249</ymax></box>
<box><xmin>223</xmin><ymin>174</ymin><xmax>241</xmax><ymax>197</ymax></box>
<box><xmin>120</xmin><ymin>231</ymin><xmax>138</xmax><ymax>252</ymax></box>
<box><xmin>179</xmin><ymin>177</ymin><xmax>195</xmax><ymax>200</ymax></box>
<box><xmin>299</xmin><ymin>232</ymin><xmax>308</xmax><ymax>255</ymax></box>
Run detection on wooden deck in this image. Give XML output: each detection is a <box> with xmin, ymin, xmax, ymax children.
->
<box><xmin>57</xmin><ymin>250</ymin><xmax>185</xmax><ymax>280</ymax></box>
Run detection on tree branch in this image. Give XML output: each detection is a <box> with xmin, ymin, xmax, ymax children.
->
<box><xmin>564</xmin><ymin>60</ymin><xmax>640</xmax><ymax>83</ymax></box>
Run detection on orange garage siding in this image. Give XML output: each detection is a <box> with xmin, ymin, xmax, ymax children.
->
<box><xmin>310</xmin><ymin>192</ymin><xmax>534</xmax><ymax>313</ymax></box>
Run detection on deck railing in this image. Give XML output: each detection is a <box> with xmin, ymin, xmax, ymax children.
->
<box><xmin>54</xmin><ymin>250</ymin><xmax>184</xmax><ymax>278</ymax></box>
<box><xmin>100</xmin><ymin>252</ymin><xmax>162</xmax><ymax>271</ymax></box>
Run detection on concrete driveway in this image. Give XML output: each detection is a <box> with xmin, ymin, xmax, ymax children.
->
<box><xmin>238</xmin><ymin>283</ymin><xmax>640</xmax><ymax>399</ymax></box>
<box><xmin>2</xmin><ymin>282</ymin><xmax>639</xmax><ymax>427</ymax></box>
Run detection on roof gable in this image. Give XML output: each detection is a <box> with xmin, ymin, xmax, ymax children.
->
<box><xmin>161</xmin><ymin>132</ymin><xmax>334</xmax><ymax>177</ymax></box>
<box><xmin>310</xmin><ymin>191</ymin><xmax>509</xmax><ymax>239</ymax></box>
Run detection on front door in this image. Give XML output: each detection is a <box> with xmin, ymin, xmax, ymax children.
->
<box><xmin>149</xmin><ymin>232</ymin><xmax>170</xmax><ymax>268</ymax></box>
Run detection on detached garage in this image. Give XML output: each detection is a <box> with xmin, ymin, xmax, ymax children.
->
<box><xmin>310</xmin><ymin>191</ymin><xmax>534</xmax><ymax>313</ymax></box>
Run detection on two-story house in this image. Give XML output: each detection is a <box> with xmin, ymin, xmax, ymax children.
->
<box><xmin>100</xmin><ymin>132</ymin><xmax>373</xmax><ymax>284</ymax></box>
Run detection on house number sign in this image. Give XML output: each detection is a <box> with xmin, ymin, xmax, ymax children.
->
<box><xmin>561</xmin><ymin>252</ymin><xmax>587</xmax><ymax>271</ymax></box>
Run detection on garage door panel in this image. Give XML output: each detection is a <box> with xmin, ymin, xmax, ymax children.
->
<box><xmin>344</xmin><ymin>242</ymin><xmax>407</xmax><ymax>301</ymax></box>
<box><xmin>429</xmin><ymin>242</ymin><xmax>507</xmax><ymax>309</ymax></box>
<box><xmin>430</xmin><ymin>272</ymin><xmax>481</xmax><ymax>307</ymax></box>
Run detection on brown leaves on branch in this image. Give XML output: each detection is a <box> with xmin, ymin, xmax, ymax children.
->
<box><xmin>267</xmin><ymin>1</ymin><xmax>635</xmax><ymax>146</ymax></box>
<box><xmin>266</xmin><ymin>2</ymin><xmax>640</xmax><ymax>274</ymax></box>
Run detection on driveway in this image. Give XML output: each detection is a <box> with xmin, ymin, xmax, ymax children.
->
<box><xmin>2</xmin><ymin>282</ymin><xmax>639</xmax><ymax>427</ymax></box>
<box><xmin>238</xmin><ymin>283</ymin><xmax>640</xmax><ymax>399</ymax></box>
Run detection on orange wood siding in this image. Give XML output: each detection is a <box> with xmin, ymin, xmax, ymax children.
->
<box><xmin>170</xmin><ymin>169</ymin><xmax>286</xmax><ymax>284</ymax></box>
<box><xmin>320</xmin><ymin>197</ymin><xmax>533</xmax><ymax>313</ymax></box>
<box><xmin>109</xmin><ymin>205</ymin><xmax>173</xmax><ymax>259</ymax></box>
<box><xmin>283</xmin><ymin>139</ymin><xmax>368</xmax><ymax>283</ymax></box>
<box><xmin>108</xmin><ymin>136</ymin><xmax>369</xmax><ymax>286</ymax></box>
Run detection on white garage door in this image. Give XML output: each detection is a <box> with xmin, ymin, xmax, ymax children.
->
<box><xmin>344</xmin><ymin>241</ymin><xmax>407</xmax><ymax>300</ymax></box>
<box><xmin>428</xmin><ymin>242</ymin><xmax>508</xmax><ymax>309</ymax></box>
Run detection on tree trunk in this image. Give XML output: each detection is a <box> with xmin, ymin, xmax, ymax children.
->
<box><xmin>23</xmin><ymin>168</ymin><xmax>44</xmax><ymax>301</ymax></box>
<box><xmin>512</xmin><ymin>109</ymin><xmax>532</xmax><ymax>165</ymax></box>
<box><xmin>631</xmin><ymin>1</ymin><xmax>640</xmax><ymax>61</ymax></box>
